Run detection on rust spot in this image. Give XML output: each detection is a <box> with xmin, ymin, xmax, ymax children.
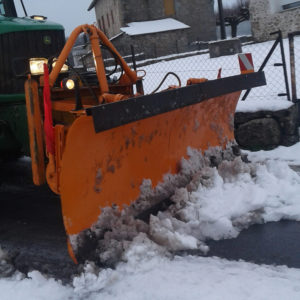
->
<box><xmin>146</xmin><ymin>132</ymin><xmax>155</xmax><ymax>144</ymax></box>
<box><xmin>193</xmin><ymin>119</ymin><xmax>200</xmax><ymax>132</ymax></box>
<box><xmin>131</xmin><ymin>127</ymin><xmax>137</xmax><ymax>136</ymax></box>
<box><xmin>144</xmin><ymin>156</ymin><xmax>148</xmax><ymax>162</ymax></box>
<box><xmin>95</xmin><ymin>187</ymin><xmax>101</xmax><ymax>193</ymax></box>
<box><xmin>116</xmin><ymin>159</ymin><xmax>121</xmax><ymax>169</ymax></box>
<box><xmin>94</xmin><ymin>168</ymin><xmax>102</xmax><ymax>193</ymax></box>
<box><xmin>107</xmin><ymin>164</ymin><xmax>115</xmax><ymax>173</ymax></box>
<box><xmin>125</xmin><ymin>138</ymin><xmax>130</xmax><ymax>149</ymax></box>
<box><xmin>106</xmin><ymin>155</ymin><xmax>113</xmax><ymax>167</ymax></box>
<box><xmin>95</xmin><ymin>169</ymin><xmax>102</xmax><ymax>184</ymax></box>
<box><xmin>138</xmin><ymin>135</ymin><xmax>145</xmax><ymax>147</ymax></box>
<box><xmin>131</xmin><ymin>181</ymin><xmax>136</xmax><ymax>188</ymax></box>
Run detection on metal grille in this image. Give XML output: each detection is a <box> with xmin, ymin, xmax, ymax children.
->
<box><xmin>0</xmin><ymin>30</ymin><xmax>65</xmax><ymax>94</ymax></box>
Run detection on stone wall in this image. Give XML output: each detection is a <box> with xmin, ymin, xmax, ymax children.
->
<box><xmin>235</xmin><ymin>104</ymin><xmax>299</xmax><ymax>150</ymax></box>
<box><xmin>122</xmin><ymin>0</ymin><xmax>160</xmax><ymax>23</ymax></box>
<box><xmin>250</xmin><ymin>0</ymin><xmax>300</xmax><ymax>41</ymax></box>
<box><xmin>174</xmin><ymin>0</ymin><xmax>216</xmax><ymax>42</ymax></box>
<box><xmin>94</xmin><ymin>0</ymin><xmax>122</xmax><ymax>38</ymax></box>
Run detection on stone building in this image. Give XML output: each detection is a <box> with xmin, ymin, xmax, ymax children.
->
<box><xmin>250</xmin><ymin>0</ymin><xmax>300</xmax><ymax>41</ymax></box>
<box><xmin>88</xmin><ymin>0</ymin><xmax>216</xmax><ymax>58</ymax></box>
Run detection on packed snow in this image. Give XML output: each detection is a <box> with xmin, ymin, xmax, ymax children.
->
<box><xmin>120</xmin><ymin>18</ymin><xmax>189</xmax><ymax>36</ymax></box>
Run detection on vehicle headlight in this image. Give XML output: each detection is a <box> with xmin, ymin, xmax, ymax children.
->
<box><xmin>52</xmin><ymin>60</ymin><xmax>69</xmax><ymax>73</ymax></box>
<box><xmin>61</xmin><ymin>78</ymin><xmax>75</xmax><ymax>90</ymax></box>
<box><xmin>29</xmin><ymin>58</ymin><xmax>48</xmax><ymax>75</ymax></box>
<box><xmin>31</xmin><ymin>15</ymin><xmax>47</xmax><ymax>21</ymax></box>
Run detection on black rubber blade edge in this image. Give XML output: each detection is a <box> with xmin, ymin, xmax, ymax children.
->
<box><xmin>86</xmin><ymin>72</ymin><xmax>266</xmax><ymax>133</ymax></box>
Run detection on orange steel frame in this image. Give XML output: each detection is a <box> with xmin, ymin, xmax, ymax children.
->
<box><xmin>25</xmin><ymin>24</ymin><xmax>140</xmax><ymax>190</ymax></box>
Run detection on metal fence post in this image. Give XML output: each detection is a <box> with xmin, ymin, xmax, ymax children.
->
<box><xmin>131</xmin><ymin>44</ymin><xmax>137</xmax><ymax>71</ymax></box>
<box><xmin>277</xmin><ymin>31</ymin><xmax>291</xmax><ymax>100</ymax></box>
<box><xmin>242</xmin><ymin>30</ymin><xmax>291</xmax><ymax>101</ymax></box>
<box><xmin>242</xmin><ymin>35</ymin><xmax>280</xmax><ymax>100</ymax></box>
<box><xmin>289</xmin><ymin>33</ymin><xmax>297</xmax><ymax>102</ymax></box>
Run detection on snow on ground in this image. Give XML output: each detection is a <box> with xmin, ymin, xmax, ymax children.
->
<box><xmin>72</xmin><ymin>236</ymin><xmax>300</xmax><ymax>300</ymax></box>
<box><xmin>235</xmin><ymin>97</ymin><xmax>293</xmax><ymax>112</ymax></box>
<box><xmin>1</xmin><ymin>144</ymin><xmax>300</xmax><ymax>299</ymax></box>
<box><xmin>2</xmin><ymin>237</ymin><xmax>300</xmax><ymax>300</ymax></box>
<box><xmin>245</xmin><ymin>142</ymin><xmax>300</xmax><ymax>166</ymax></box>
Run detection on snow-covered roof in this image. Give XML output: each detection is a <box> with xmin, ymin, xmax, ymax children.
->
<box><xmin>120</xmin><ymin>18</ymin><xmax>190</xmax><ymax>36</ymax></box>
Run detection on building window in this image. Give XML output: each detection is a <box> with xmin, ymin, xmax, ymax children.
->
<box><xmin>164</xmin><ymin>0</ymin><xmax>175</xmax><ymax>16</ymax></box>
<box><xmin>111</xmin><ymin>10</ymin><xmax>114</xmax><ymax>24</ymax></box>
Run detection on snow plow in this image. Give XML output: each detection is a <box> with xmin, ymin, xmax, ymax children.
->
<box><xmin>3</xmin><ymin>20</ymin><xmax>266</xmax><ymax>263</ymax></box>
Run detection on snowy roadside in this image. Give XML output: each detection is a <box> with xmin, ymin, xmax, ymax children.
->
<box><xmin>1</xmin><ymin>143</ymin><xmax>300</xmax><ymax>299</ymax></box>
<box><xmin>1</xmin><ymin>238</ymin><xmax>300</xmax><ymax>300</ymax></box>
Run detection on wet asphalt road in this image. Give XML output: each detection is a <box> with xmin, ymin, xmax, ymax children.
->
<box><xmin>207</xmin><ymin>220</ymin><xmax>300</xmax><ymax>268</ymax></box>
<box><xmin>0</xmin><ymin>160</ymin><xmax>77</xmax><ymax>282</ymax></box>
<box><xmin>0</xmin><ymin>159</ymin><xmax>299</xmax><ymax>281</ymax></box>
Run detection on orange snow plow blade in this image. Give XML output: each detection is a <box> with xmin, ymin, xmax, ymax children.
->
<box><xmin>61</xmin><ymin>92</ymin><xmax>239</xmax><ymax>237</ymax></box>
<box><xmin>23</xmin><ymin>24</ymin><xmax>266</xmax><ymax>263</ymax></box>
<box><xmin>59</xmin><ymin>72</ymin><xmax>265</xmax><ymax>262</ymax></box>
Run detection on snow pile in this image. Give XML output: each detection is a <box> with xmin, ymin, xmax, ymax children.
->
<box><xmin>151</xmin><ymin>157</ymin><xmax>300</xmax><ymax>250</ymax></box>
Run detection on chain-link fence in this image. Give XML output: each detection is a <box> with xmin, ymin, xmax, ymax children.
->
<box><xmin>132</xmin><ymin>36</ymin><xmax>292</xmax><ymax>102</ymax></box>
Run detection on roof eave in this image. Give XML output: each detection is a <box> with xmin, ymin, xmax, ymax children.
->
<box><xmin>88</xmin><ymin>0</ymin><xmax>98</xmax><ymax>11</ymax></box>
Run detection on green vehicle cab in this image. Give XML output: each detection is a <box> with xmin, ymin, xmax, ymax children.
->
<box><xmin>0</xmin><ymin>0</ymin><xmax>65</xmax><ymax>159</ymax></box>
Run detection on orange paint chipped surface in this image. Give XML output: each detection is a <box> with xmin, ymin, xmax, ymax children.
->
<box><xmin>60</xmin><ymin>92</ymin><xmax>240</xmax><ymax>237</ymax></box>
